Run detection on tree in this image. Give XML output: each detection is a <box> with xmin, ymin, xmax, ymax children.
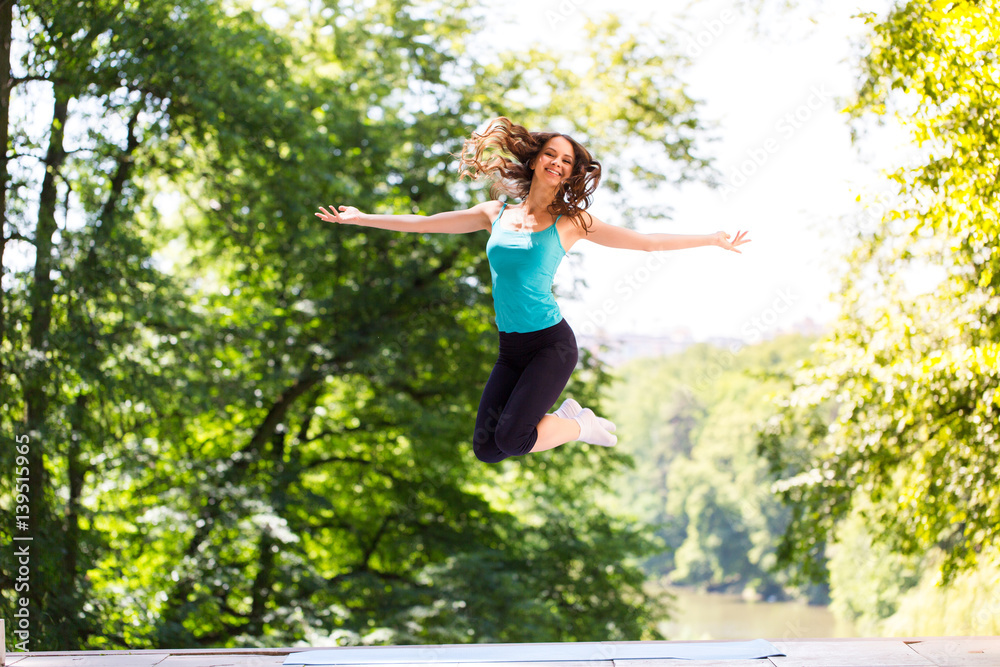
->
<box><xmin>1</xmin><ymin>0</ymin><xmax>716</xmax><ymax>649</ymax></box>
<box><xmin>758</xmin><ymin>0</ymin><xmax>1000</xmax><ymax>586</ymax></box>
<box><xmin>607</xmin><ymin>336</ymin><xmax>818</xmax><ymax>599</ymax></box>
<box><xmin>0</xmin><ymin>0</ymin><xmax>330</xmax><ymax>648</ymax></box>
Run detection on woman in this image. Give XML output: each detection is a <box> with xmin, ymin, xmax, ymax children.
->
<box><xmin>316</xmin><ymin>117</ymin><xmax>750</xmax><ymax>464</ymax></box>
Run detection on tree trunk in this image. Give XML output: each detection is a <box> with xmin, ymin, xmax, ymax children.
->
<box><xmin>0</xmin><ymin>0</ymin><xmax>15</xmax><ymax>374</ymax></box>
<box><xmin>82</xmin><ymin>105</ymin><xmax>141</xmax><ymax>278</ymax></box>
<box><xmin>23</xmin><ymin>78</ymin><xmax>69</xmax><ymax>648</ymax></box>
<box><xmin>64</xmin><ymin>393</ymin><xmax>88</xmax><ymax>647</ymax></box>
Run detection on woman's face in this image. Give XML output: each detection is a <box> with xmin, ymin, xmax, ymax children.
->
<box><xmin>532</xmin><ymin>136</ymin><xmax>575</xmax><ymax>187</ymax></box>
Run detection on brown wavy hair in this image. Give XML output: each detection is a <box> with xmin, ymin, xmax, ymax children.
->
<box><xmin>457</xmin><ymin>117</ymin><xmax>602</xmax><ymax>233</ymax></box>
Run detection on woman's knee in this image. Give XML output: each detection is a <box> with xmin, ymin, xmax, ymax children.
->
<box><xmin>494</xmin><ymin>418</ymin><xmax>533</xmax><ymax>457</ymax></box>
<box><xmin>475</xmin><ymin>448</ymin><xmax>507</xmax><ymax>464</ymax></box>
<box><xmin>473</xmin><ymin>426</ymin><xmax>507</xmax><ymax>464</ymax></box>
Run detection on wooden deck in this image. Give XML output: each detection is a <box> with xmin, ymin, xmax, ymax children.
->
<box><xmin>2</xmin><ymin>638</ymin><xmax>999</xmax><ymax>667</ymax></box>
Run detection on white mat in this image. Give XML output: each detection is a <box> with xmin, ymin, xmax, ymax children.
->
<box><xmin>284</xmin><ymin>638</ymin><xmax>783</xmax><ymax>664</ymax></box>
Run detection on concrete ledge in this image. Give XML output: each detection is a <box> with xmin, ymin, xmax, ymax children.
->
<box><xmin>2</xmin><ymin>637</ymin><xmax>998</xmax><ymax>667</ymax></box>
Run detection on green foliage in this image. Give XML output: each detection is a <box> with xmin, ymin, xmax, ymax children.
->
<box><xmin>880</xmin><ymin>548</ymin><xmax>1000</xmax><ymax>636</ymax></box>
<box><xmin>604</xmin><ymin>335</ymin><xmax>822</xmax><ymax>601</ymax></box>
<box><xmin>827</xmin><ymin>503</ymin><xmax>924</xmax><ymax>633</ymax></box>
<box><xmin>830</xmin><ymin>507</ymin><xmax>1000</xmax><ymax>636</ymax></box>
<box><xmin>758</xmin><ymin>0</ymin><xmax>1000</xmax><ymax>589</ymax></box>
<box><xmin>0</xmin><ymin>0</ymin><xmax>712</xmax><ymax>650</ymax></box>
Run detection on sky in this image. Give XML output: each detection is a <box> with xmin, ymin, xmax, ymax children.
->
<box><xmin>481</xmin><ymin>0</ymin><xmax>904</xmax><ymax>342</ymax></box>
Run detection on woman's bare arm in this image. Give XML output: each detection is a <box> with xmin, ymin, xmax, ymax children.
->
<box><xmin>316</xmin><ymin>201</ymin><xmax>496</xmax><ymax>234</ymax></box>
<box><xmin>581</xmin><ymin>215</ymin><xmax>750</xmax><ymax>253</ymax></box>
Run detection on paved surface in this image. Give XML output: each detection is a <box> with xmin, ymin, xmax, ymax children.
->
<box><xmin>3</xmin><ymin>638</ymin><xmax>999</xmax><ymax>667</ymax></box>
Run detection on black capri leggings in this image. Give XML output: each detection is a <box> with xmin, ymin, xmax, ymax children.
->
<box><xmin>473</xmin><ymin>318</ymin><xmax>579</xmax><ymax>463</ymax></box>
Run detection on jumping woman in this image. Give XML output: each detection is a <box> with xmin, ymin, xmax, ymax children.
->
<box><xmin>316</xmin><ymin>117</ymin><xmax>750</xmax><ymax>464</ymax></box>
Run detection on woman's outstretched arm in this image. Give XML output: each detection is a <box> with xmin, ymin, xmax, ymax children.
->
<box><xmin>581</xmin><ymin>215</ymin><xmax>751</xmax><ymax>253</ymax></box>
<box><xmin>316</xmin><ymin>201</ymin><xmax>495</xmax><ymax>234</ymax></box>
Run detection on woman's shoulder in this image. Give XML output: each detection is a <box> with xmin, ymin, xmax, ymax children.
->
<box><xmin>560</xmin><ymin>209</ymin><xmax>598</xmax><ymax>237</ymax></box>
<box><xmin>482</xmin><ymin>199</ymin><xmax>508</xmax><ymax>221</ymax></box>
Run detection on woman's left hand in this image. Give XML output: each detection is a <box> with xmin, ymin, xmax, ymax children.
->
<box><xmin>713</xmin><ymin>230</ymin><xmax>751</xmax><ymax>253</ymax></box>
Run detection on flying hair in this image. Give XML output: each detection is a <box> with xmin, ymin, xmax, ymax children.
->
<box><xmin>456</xmin><ymin>117</ymin><xmax>601</xmax><ymax>233</ymax></box>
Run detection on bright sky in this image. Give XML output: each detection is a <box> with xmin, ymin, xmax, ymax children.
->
<box><xmin>484</xmin><ymin>0</ymin><xmax>901</xmax><ymax>342</ymax></box>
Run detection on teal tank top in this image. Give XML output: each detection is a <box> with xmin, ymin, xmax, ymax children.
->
<box><xmin>485</xmin><ymin>201</ymin><xmax>568</xmax><ymax>333</ymax></box>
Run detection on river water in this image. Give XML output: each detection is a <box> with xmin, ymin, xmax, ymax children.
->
<box><xmin>657</xmin><ymin>587</ymin><xmax>857</xmax><ymax>641</ymax></box>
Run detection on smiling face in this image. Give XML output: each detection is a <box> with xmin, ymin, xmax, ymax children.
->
<box><xmin>531</xmin><ymin>135</ymin><xmax>576</xmax><ymax>188</ymax></box>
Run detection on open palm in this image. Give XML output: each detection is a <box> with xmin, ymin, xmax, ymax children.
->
<box><xmin>316</xmin><ymin>205</ymin><xmax>363</xmax><ymax>225</ymax></box>
<box><xmin>714</xmin><ymin>230</ymin><xmax>751</xmax><ymax>253</ymax></box>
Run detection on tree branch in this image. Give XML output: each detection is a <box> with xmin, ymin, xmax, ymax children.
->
<box><xmin>3</xmin><ymin>230</ymin><xmax>31</xmax><ymax>244</ymax></box>
<box><xmin>11</xmin><ymin>74</ymin><xmax>50</xmax><ymax>86</ymax></box>
<box><xmin>360</xmin><ymin>514</ymin><xmax>394</xmax><ymax>567</ymax></box>
<box><xmin>300</xmin><ymin>454</ymin><xmax>374</xmax><ymax>469</ymax></box>
<box><xmin>6</xmin><ymin>151</ymin><xmax>47</xmax><ymax>162</ymax></box>
<box><xmin>300</xmin><ymin>424</ymin><xmax>371</xmax><ymax>443</ymax></box>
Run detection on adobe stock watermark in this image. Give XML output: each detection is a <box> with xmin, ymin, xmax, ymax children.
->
<box><xmin>973</xmin><ymin>590</ymin><xmax>1000</xmax><ymax>634</ymax></box>
<box><xmin>682</xmin><ymin>286</ymin><xmax>797</xmax><ymax>395</ymax></box>
<box><xmin>587</xmin><ymin>642</ymin><xmax>618</xmax><ymax>663</ymax></box>
<box><xmin>720</xmin><ymin>84</ymin><xmax>835</xmax><ymax>202</ymax></box>
<box><xmin>544</xmin><ymin>0</ymin><xmax>597</xmax><ymax>28</ymax></box>
<box><xmin>547</xmin><ymin>2</ymin><xmax>739</xmax><ymax>56</ymax></box>
<box><xmin>12</xmin><ymin>433</ymin><xmax>33</xmax><ymax>652</ymax></box>
<box><xmin>471</xmin><ymin>337</ymin><xmax>578</xmax><ymax>460</ymax></box>
<box><xmin>841</xmin><ymin>189</ymin><xmax>903</xmax><ymax>242</ymax></box>
<box><xmin>631</xmin><ymin>7</ymin><xmax>740</xmax><ymax>58</ymax></box>
<box><xmin>678</xmin><ymin>8</ymin><xmax>739</xmax><ymax>58</ymax></box>
<box><xmin>576</xmin><ymin>251</ymin><xmax>673</xmax><ymax>337</ymax></box>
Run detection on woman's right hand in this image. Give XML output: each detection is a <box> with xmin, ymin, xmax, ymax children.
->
<box><xmin>316</xmin><ymin>205</ymin><xmax>364</xmax><ymax>225</ymax></box>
